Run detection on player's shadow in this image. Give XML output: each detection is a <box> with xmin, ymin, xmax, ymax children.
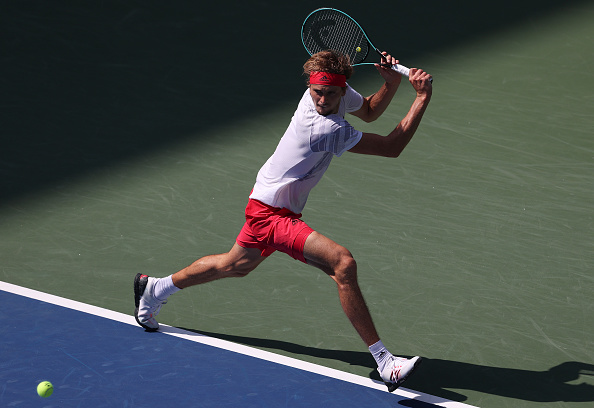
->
<box><xmin>178</xmin><ymin>327</ymin><xmax>594</xmax><ymax>404</ymax></box>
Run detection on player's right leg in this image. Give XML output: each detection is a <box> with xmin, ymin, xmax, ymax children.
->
<box><xmin>302</xmin><ymin>231</ymin><xmax>422</xmax><ymax>392</ymax></box>
<box><xmin>134</xmin><ymin>243</ymin><xmax>266</xmax><ymax>331</ymax></box>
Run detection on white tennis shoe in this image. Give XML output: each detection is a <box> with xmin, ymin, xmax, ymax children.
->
<box><xmin>379</xmin><ymin>355</ymin><xmax>422</xmax><ymax>392</ymax></box>
<box><xmin>134</xmin><ymin>273</ymin><xmax>166</xmax><ymax>332</ymax></box>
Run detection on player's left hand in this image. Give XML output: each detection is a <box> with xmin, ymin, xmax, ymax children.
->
<box><xmin>374</xmin><ymin>52</ymin><xmax>402</xmax><ymax>86</ymax></box>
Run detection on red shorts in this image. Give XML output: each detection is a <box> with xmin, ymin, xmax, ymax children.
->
<box><xmin>236</xmin><ymin>199</ymin><xmax>314</xmax><ymax>263</ymax></box>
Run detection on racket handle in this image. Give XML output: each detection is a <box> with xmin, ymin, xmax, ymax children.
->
<box><xmin>391</xmin><ymin>64</ymin><xmax>410</xmax><ymax>77</ymax></box>
<box><xmin>391</xmin><ymin>64</ymin><xmax>433</xmax><ymax>83</ymax></box>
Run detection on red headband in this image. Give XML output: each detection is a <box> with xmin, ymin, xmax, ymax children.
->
<box><xmin>309</xmin><ymin>71</ymin><xmax>346</xmax><ymax>87</ymax></box>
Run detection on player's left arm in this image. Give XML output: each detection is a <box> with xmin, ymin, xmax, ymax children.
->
<box><xmin>349</xmin><ymin>68</ymin><xmax>432</xmax><ymax>158</ymax></box>
<box><xmin>349</xmin><ymin>52</ymin><xmax>403</xmax><ymax>123</ymax></box>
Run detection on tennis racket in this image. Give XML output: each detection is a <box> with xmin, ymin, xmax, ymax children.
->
<box><xmin>301</xmin><ymin>8</ymin><xmax>431</xmax><ymax>82</ymax></box>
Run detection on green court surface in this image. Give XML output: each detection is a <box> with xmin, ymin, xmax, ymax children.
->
<box><xmin>2</xmin><ymin>1</ymin><xmax>593</xmax><ymax>407</ymax></box>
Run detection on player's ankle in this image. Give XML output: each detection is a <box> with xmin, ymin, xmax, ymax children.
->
<box><xmin>369</xmin><ymin>340</ymin><xmax>394</xmax><ymax>372</ymax></box>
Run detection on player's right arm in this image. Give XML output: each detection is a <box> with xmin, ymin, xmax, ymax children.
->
<box><xmin>348</xmin><ymin>69</ymin><xmax>432</xmax><ymax>158</ymax></box>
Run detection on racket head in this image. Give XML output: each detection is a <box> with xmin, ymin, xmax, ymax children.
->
<box><xmin>301</xmin><ymin>8</ymin><xmax>374</xmax><ymax>66</ymax></box>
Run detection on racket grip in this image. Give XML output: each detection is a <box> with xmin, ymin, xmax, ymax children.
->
<box><xmin>391</xmin><ymin>64</ymin><xmax>410</xmax><ymax>77</ymax></box>
<box><xmin>391</xmin><ymin>64</ymin><xmax>433</xmax><ymax>83</ymax></box>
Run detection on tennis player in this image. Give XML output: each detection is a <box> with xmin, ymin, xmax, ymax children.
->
<box><xmin>134</xmin><ymin>50</ymin><xmax>432</xmax><ymax>391</ymax></box>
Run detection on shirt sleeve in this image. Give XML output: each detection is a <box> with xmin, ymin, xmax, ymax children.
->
<box><xmin>344</xmin><ymin>85</ymin><xmax>364</xmax><ymax>113</ymax></box>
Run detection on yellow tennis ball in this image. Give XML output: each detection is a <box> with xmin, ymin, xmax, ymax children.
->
<box><xmin>356</xmin><ymin>46</ymin><xmax>362</xmax><ymax>52</ymax></box>
<box><xmin>37</xmin><ymin>381</ymin><xmax>53</xmax><ymax>398</ymax></box>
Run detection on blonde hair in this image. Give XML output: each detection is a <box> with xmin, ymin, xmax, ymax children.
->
<box><xmin>303</xmin><ymin>50</ymin><xmax>353</xmax><ymax>85</ymax></box>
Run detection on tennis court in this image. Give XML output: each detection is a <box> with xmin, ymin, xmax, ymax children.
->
<box><xmin>2</xmin><ymin>1</ymin><xmax>593</xmax><ymax>407</ymax></box>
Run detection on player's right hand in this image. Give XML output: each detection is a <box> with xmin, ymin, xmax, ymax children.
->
<box><xmin>409</xmin><ymin>68</ymin><xmax>432</xmax><ymax>97</ymax></box>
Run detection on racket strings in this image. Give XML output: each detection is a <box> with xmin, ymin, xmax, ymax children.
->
<box><xmin>302</xmin><ymin>9</ymin><xmax>369</xmax><ymax>65</ymax></box>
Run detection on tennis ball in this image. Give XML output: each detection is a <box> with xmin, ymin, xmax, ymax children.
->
<box><xmin>356</xmin><ymin>46</ymin><xmax>362</xmax><ymax>52</ymax></box>
<box><xmin>37</xmin><ymin>381</ymin><xmax>53</xmax><ymax>398</ymax></box>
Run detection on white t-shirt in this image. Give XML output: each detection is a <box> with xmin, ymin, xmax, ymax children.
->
<box><xmin>250</xmin><ymin>85</ymin><xmax>364</xmax><ymax>214</ymax></box>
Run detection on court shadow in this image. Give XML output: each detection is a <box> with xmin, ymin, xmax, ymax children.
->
<box><xmin>179</xmin><ymin>327</ymin><xmax>594</xmax><ymax>404</ymax></box>
<box><xmin>407</xmin><ymin>359</ymin><xmax>594</xmax><ymax>403</ymax></box>
<box><xmin>2</xmin><ymin>0</ymin><xmax>591</xmax><ymax>204</ymax></box>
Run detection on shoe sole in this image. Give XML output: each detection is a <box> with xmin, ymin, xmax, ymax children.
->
<box><xmin>133</xmin><ymin>273</ymin><xmax>159</xmax><ymax>332</ymax></box>
<box><xmin>384</xmin><ymin>356</ymin><xmax>422</xmax><ymax>393</ymax></box>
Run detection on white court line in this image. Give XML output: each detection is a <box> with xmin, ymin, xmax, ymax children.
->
<box><xmin>0</xmin><ymin>280</ymin><xmax>479</xmax><ymax>408</ymax></box>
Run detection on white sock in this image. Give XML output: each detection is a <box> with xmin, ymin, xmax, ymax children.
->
<box><xmin>369</xmin><ymin>340</ymin><xmax>394</xmax><ymax>372</ymax></box>
<box><xmin>153</xmin><ymin>275</ymin><xmax>181</xmax><ymax>302</ymax></box>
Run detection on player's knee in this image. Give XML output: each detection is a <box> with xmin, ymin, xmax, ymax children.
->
<box><xmin>334</xmin><ymin>251</ymin><xmax>358</xmax><ymax>286</ymax></box>
<box><xmin>230</xmin><ymin>259</ymin><xmax>259</xmax><ymax>278</ymax></box>
<box><xmin>233</xmin><ymin>266</ymin><xmax>253</xmax><ymax>278</ymax></box>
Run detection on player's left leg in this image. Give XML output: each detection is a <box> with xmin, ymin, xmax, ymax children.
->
<box><xmin>172</xmin><ymin>243</ymin><xmax>267</xmax><ymax>288</ymax></box>
<box><xmin>134</xmin><ymin>244</ymin><xmax>266</xmax><ymax>331</ymax></box>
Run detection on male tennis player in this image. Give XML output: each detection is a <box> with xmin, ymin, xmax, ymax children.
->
<box><xmin>134</xmin><ymin>50</ymin><xmax>432</xmax><ymax>392</ymax></box>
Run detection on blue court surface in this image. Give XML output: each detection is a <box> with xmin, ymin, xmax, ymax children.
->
<box><xmin>0</xmin><ymin>282</ymin><xmax>476</xmax><ymax>408</ymax></box>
